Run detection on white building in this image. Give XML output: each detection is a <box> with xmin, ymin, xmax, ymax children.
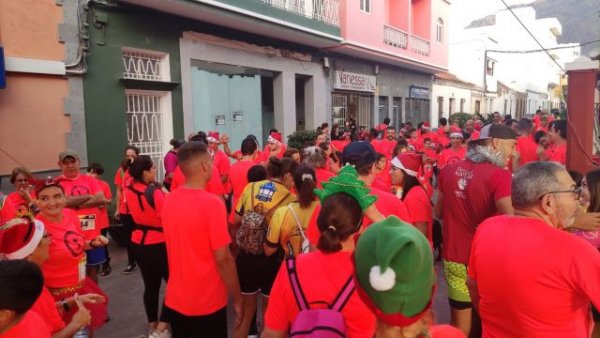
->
<box><xmin>432</xmin><ymin>72</ymin><xmax>484</xmax><ymax>124</ymax></box>
<box><xmin>449</xmin><ymin>6</ymin><xmax>580</xmax><ymax>117</ymax></box>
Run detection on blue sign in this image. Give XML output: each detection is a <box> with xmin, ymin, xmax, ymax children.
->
<box><xmin>409</xmin><ymin>86</ymin><xmax>430</xmax><ymax>100</ymax></box>
<box><xmin>0</xmin><ymin>47</ymin><xmax>5</xmax><ymax>89</ymax></box>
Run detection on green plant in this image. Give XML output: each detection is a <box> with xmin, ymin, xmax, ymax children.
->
<box><xmin>449</xmin><ymin>113</ymin><xmax>473</xmax><ymax>128</ymax></box>
<box><xmin>287</xmin><ymin>130</ymin><xmax>318</xmax><ymax>150</ymax></box>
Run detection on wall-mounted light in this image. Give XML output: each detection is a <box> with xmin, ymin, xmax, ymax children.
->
<box><xmin>323</xmin><ymin>57</ymin><xmax>330</xmax><ymax>68</ymax></box>
<box><xmin>374</xmin><ymin>64</ymin><xmax>379</xmax><ymax>75</ymax></box>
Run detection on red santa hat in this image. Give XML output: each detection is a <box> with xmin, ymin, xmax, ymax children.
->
<box><xmin>0</xmin><ymin>218</ymin><xmax>45</xmax><ymax>260</ymax></box>
<box><xmin>391</xmin><ymin>153</ymin><xmax>422</xmax><ymax>177</ymax></box>
<box><xmin>268</xmin><ymin>132</ymin><xmax>283</xmax><ymax>144</ymax></box>
<box><xmin>422</xmin><ymin>122</ymin><xmax>431</xmax><ymax>129</ymax></box>
<box><xmin>207</xmin><ymin>131</ymin><xmax>219</xmax><ymax>144</ymax></box>
<box><xmin>450</xmin><ymin>125</ymin><xmax>462</xmax><ymax>133</ymax></box>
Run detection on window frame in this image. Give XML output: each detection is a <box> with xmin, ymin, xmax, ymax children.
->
<box><xmin>360</xmin><ymin>0</ymin><xmax>371</xmax><ymax>13</ymax></box>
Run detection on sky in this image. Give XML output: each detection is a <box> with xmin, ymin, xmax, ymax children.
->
<box><xmin>449</xmin><ymin>0</ymin><xmax>535</xmax><ymax>35</ymax></box>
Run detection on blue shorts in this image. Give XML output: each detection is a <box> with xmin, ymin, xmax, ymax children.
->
<box><xmin>86</xmin><ymin>247</ymin><xmax>107</xmax><ymax>266</ymax></box>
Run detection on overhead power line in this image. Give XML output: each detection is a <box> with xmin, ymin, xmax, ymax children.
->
<box><xmin>487</xmin><ymin>39</ymin><xmax>600</xmax><ymax>54</ymax></box>
<box><xmin>498</xmin><ymin>0</ymin><xmax>566</xmax><ymax>72</ymax></box>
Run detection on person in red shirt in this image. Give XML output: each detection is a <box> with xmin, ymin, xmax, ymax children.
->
<box><xmin>35</xmin><ymin>180</ymin><xmax>108</xmax><ymax>333</ymax></box>
<box><xmin>435</xmin><ymin>124</ymin><xmax>517</xmax><ymax>336</ymax></box>
<box><xmin>390</xmin><ymin>153</ymin><xmax>433</xmax><ymax>244</ymax></box>
<box><xmin>170</xmin><ymin>164</ymin><xmax>225</xmax><ymax>197</ymax></box>
<box><xmin>124</xmin><ymin>156</ymin><xmax>171</xmax><ymax>338</ymax></box>
<box><xmin>0</xmin><ymin>194</ymin><xmax>17</xmax><ymax>226</ymax></box>
<box><xmin>437</xmin><ymin>132</ymin><xmax>467</xmax><ymax>170</ymax></box>
<box><xmin>263</xmin><ymin>183</ymin><xmax>377</xmax><ymax>338</ymax></box>
<box><xmin>374</xmin><ymin>117</ymin><xmax>391</xmax><ymax>135</ymax></box>
<box><xmin>546</xmin><ymin>120</ymin><xmax>567</xmax><ymax>165</ymax></box>
<box><xmin>513</xmin><ymin>118</ymin><xmax>539</xmax><ymax>171</ymax></box>
<box><xmin>0</xmin><ymin>260</ymin><xmax>51</xmax><ymax>338</ymax></box>
<box><xmin>57</xmin><ymin>150</ymin><xmax>108</xmax><ymax>283</ymax></box>
<box><xmin>207</xmin><ymin>131</ymin><xmax>232</xmax><ymax>194</ymax></box>
<box><xmin>407</xmin><ymin>129</ymin><xmax>423</xmax><ymax>152</ymax></box>
<box><xmin>86</xmin><ymin>163</ymin><xmax>113</xmax><ymax>277</ymax></box>
<box><xmin>0</xmin><ymin>217</ymin><xmax>106</xmax><ymax>338</ymax></box>
<box><xmin>419</xmin><ymin>122</ymin><xmax>438</xmax><ymax>147</ymax></box>
<box><xmin>331</xmin><ymin>129</ymin><xmax>352</xmax><ymax>152</ymax></box>
<box><xmin>468</xmin><ymin>161</ymin><xmax>600</xmax><ymax>337</ymax></box>
<box><xmin>373</xmin><ymin>153</ymin><xmax>392</xmax><ymax>192</ymax></box>
<box><xmin>261</xmin><ymin>132</ymin><xmax>287</xmax><ymax>162</ymax></box>
<box><xmin>113</xmin><ymin>145</ymin><xmax>140</xmax><ymax>274</ymax></box>
<box><xmin>464</xmin><ymin>119</ymin><xmax>480</xmax><ymax>141</ymax></box>
<box><xmin>354</xmin><ymin>217</ymin><xmax>465</xmax><ymax>338</ymax></box>
<box><xmin>229</xmin><ymin>138</ymin><xmax>261</xmax><ymax>224</ymax></box>
<box><xmin>161</xmin><ymin>141</ymin><xmax>242</xmax><ymax>337</ymax></box>
<box><xmin>6</xmin><ymin>167</ymin><xmax>36</xmax><ymax>218</ymax></box>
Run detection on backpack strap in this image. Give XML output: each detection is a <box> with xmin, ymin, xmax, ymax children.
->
<box><xmin>144</xmin><ymin>185</ymin><xmax>157</xmax><ymax>209</ymax></box>
<box><xmin>287</xmin><ymin>204</ymin><xmax>308</xmax><ymax>248</ymax></box>
<box><xmin>285</xmin><ymin>257</ymin><xmax>309</xmax><ymax>311</ymax></box>
<box><xmin>127</xmin><ymin>184</ymin><xmax>147</xmax><ymax>212</ymax></box>
<box><xmin>330</xmin><ymin>276</ymin><xmax>355</xmax><ymax>312</ymax></box>
<box><xmin>249</xmin><ymin>183</ymin><xmax>255</xmax><ymax>212</ymax></box>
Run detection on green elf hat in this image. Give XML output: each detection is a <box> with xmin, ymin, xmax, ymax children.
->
<box><xmin>353</xmin><ymin>216</ymin><xmax>435</xmax><ymax>327</ymax></box>
<box><xmin>313</xmin><ymin>165</ymin><xmax>377</xmax><ymax>210</ymax></box>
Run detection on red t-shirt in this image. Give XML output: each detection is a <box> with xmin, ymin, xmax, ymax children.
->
<box><xmin>6</xmin><ymin>192</ymin><xmax>34</xmax><ymax>218</ymax></box>
<box><xmin>315</xmin><ymin>168</ymin><xmax>335</xmax><ymax>189</ymax></box>
<box><xmin>437</xmin><ymin>147</ymin><xmax>466</xmax><ymax>170</ymax></box>
<box><xmin>378</xmin><ymin>139</ymin><xmax>397</xmax><ymax>159</ymax></box>
<box><xmin>331</xmin><ymin>140</ymin><xmax>350</xmax><ymax>152</ymax></box>
<box><xmin>0</xmin><ymin>311</ymin><xmax>51</xmax><ymax>338</ymax></box>
<box><xmin>59</xmin><ymin>175</ymin><xmax>103</xmax><ymax>241</ymax></box>
<box><xmin>437</xmin><ymin>160</ymin><xmax>511</xmax><ymax>264</ymax></box>
<box><xmin>307</xmin><ymin>187</ymin><xmax>411</xmax><ymax>244</ymax></box>
<box><xmin>229</xmin><ymin>160</ymin><xmax>256</xmax><ymax>222</ymax></box>
<box><xmin>95</xmin><ymin>178</ymin><xmax>112</xmax><ymax>230</ymax></box>
<box><xmin>516</xmin><ymin>135</ymin><xmax>539</xmax><ymax>166</ymax></box>
<box><xmin>408</xmin><ymin>138</ymin><xmax>423</xmax><ymax>152</ymax></box>
<box><xmin>114</xmin><ymin>168</ymin><xmax>132</xmax><ymax>215</ymax></box>
<box><xmin>38</xmin><ymin>210</ymin><xmax>86</xmax><ymax>288</ymax></box>
<box><xmin>213</xmin><ymin>150</ymin><xmax>231</xmax><ymax>193</ymax></box>
<box><xmin>171</xmin><ymin>165</ymin><xmax>225</xmax><ymax>196</ymax></box>
<box><xmin>0</xmin><ymin>194</ymin><xmax>17</xmax><ymax>224</ymax></box>
<box><xmin>404</xmin><ymin>186</ymin><xmax>433</xmax><ymax>245</ymax></box>
<box><xmin>124</xmin><ymin>182</ymin><xmax>166</xmax><ymax>245</ymax></box>
<box><xmin>161</xmin><ymin>188</ymin><xmax>230</xmax><ymax>315</ymax></box>
<box><xmin>470</xmin><ymin>130</ymin><xmax>480</xmax><ymax>140</ymax></box>
<box><xmin>469</xmin><ymin>215</ymin><xmax>600</xmax><ymax>337</ymax></box>
<box><xmin>420</xmin><ymin>131</ymin><xmax>438</xmax><ymax>145</ymax></box>
<box><xmin>264</xmin><ymin>251</ymin><xmax>376</xmax><ymax>338</ymax></box>
<box><xmin>261</xmin><ymin>144</ymin><xmax>287</xmax><ymax>162</ymax></box>
<box><xmin>31</xmin><ymin>288</ymin><xmax>65</xmax><ymax>334</ymax></box>
<box><xmin>548</xmin><ymin>143</ymin><xmax>566</xmax><ymax>165</ymax></box>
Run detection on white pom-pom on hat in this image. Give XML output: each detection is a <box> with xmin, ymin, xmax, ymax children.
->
<box><xmin>369</xmin><ymin>265</ymin><xmax>396</xmax><ymax>291</ymax></box>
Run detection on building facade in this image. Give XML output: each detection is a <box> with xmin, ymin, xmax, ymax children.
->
<box><xmin>431</xmin><ymin>72</ymin><xmax>483</xmax><ymax>123</ymax></box>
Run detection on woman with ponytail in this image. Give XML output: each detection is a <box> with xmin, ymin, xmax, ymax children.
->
<box><xmin>264</xmin><ymin>165</ymin><xmax>319</xmax><ymax>257</ymax></box>
<box><xmin>263</xmin><ymin>165</ymin><xmax>378</xmax><ymax>338</ymax></box>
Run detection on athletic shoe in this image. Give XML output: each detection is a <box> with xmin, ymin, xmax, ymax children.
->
<box><xmin>100</xmin><ymin>262</ymin><xmax>112</xmax><ymax>276</ymax></box>
<box><xmin>123</xmin><ymin>263</ymin><xmax>136</xmax><ymax>274</ymax></box>
<box><xmin>149</xmin><ymin>330</ymin><xmax>171</xmax><ymax>338</ymax></box>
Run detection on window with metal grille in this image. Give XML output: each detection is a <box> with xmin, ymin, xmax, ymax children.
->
<box><xmin>122</xmin><ymin>48</ymin><xmax>170</xmax><ymax>81</ymax></box>
<box><xmin>125</xmin><ymin>90</ymin><xmax>173</xmax><ymax>181</ymax></box>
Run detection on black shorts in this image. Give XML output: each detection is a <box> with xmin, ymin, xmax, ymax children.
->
<box><xmin>236</xmin><ymin>251</ymin><xmax>282</xmax><ymax>296</ymax></box>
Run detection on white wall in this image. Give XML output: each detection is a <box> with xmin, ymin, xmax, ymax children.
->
<box><xmin>432</xmin><ymin>82</ymin><xmax>473</xmax><ymax>125</ymax></box>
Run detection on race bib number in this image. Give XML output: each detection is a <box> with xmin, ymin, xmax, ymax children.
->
<box><xmin>78</xmin><ymin>214</ymin><xmax>96</xmax><ymax>232</ymax></box>
<box><xmin>78</xmin><ymin>256</ymin><xmax>87</xmax><ymax>282</ymax></box>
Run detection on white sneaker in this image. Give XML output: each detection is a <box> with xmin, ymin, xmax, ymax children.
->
<box><xmin>148</xmin><ymin>330</ymin><xmax>171</xmax><ymax>338</ymax></box>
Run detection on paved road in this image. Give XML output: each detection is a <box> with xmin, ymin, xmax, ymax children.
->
<box><xmin>96</xmin><ymin>240</ymin><xmax>451</xmax><ymax>338</ymax></box>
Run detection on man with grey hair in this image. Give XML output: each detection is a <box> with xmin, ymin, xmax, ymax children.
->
<box><xmin>435</xmin><ymin>123</ymin><xmax>517</xmax><ymax>336</ymax></box>
<box><xmin>467</xmin><ymin>161</ymin><xmax>600</xmax><ymax>336</ymax></box>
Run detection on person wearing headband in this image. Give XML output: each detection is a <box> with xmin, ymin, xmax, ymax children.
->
<box><xmin>0</xmin><ymin>217</ymin><xmax>106</xmax><ymax>338</ymax></box>
<box><xmin>437</xmin><ymin>132</ymin><xmax>466</xmax><ymax>170</ymax></box>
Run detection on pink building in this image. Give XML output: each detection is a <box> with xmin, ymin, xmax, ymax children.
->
<box><xmin>329</xmin><ymin>0</ymin><xmax>449</xmax><ymax>129</ymax></box>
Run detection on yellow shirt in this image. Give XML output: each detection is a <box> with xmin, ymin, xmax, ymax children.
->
<box><xmin>235</xmin><ymin>180</ymin><xmax>295</xmax><ymax>226</ymax></box>
<box><xmin>266</xmin><ymin>201</ymin><xmax>319</xmax><ymax>257</ymax></box>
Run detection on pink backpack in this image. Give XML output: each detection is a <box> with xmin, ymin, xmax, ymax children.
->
<box><xmin>286</xmin><ymin>257</ymin><xmax>355</xmax><ymax>337</ymax></box>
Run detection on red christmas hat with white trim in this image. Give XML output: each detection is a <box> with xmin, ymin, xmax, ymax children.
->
<box><xmin>0</xmin><ymin>218</ymin><xmax>45</xmax><ymax>260</ymax></box>
<box><xmin>391</xmin><ymin>153</ymin><xmax>422</xmax><ymax>177</ymax></box>
<box><xmin>207</xmin><ymin>131</ymin><xmax>219</xmax><ymax>143</ymax></box>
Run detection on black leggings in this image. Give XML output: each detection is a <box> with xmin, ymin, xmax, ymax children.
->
<box><xmin>119</xmin><ymin>214</ymin><xmax>136</xmax><ymax>266</ymax></box>
<box><xmin>133</xmin><ymin>242</ymin><xmax>170</xmax><ymax>323</ymax></box>
<box><xmin>168</xmin><ymin>306</ymin><xmax>226</xmax><ymax>338</ymax></box>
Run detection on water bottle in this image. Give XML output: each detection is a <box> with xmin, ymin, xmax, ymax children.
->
<box><xmin>73</xmin><ymin>327</ymin><xmax>89</xmax><ymax>338</ymax></box>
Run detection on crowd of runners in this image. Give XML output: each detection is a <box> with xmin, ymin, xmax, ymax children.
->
<box><xmin>1</xmin><ymin>108</ymin><xmax>600</xmax><ymax>338</ymax></box>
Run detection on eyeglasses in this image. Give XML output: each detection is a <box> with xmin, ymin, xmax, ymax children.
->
<box><xmin>539</xmin><ymin>187</ymin><xmax>582</xmax><ymax>200</ymax></box>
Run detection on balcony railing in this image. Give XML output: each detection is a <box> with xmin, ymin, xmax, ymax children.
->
<box><xmin>410</xmin><ymin>34</ymin><xmax>430</xmax><ymax>56</ymax></box>
<box><xmin>383</xmin><ymin>25</ymin><xmax>408</xmax><ymax>49</ymax></box>
<box><xmin>260</xmin><ymin>0</ymin><xmax>340</xmax><ymax>27</ymax></box>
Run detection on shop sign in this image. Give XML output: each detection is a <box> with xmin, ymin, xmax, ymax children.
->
<box><xmin>409</xmin><ymin>86</ymin><xmax>430</xmax><ymax>100</ymax></box>
<box><xmin>333</xmin><ymin>70</ymin><xmax>376</xmax><ymax>93</ymax></box>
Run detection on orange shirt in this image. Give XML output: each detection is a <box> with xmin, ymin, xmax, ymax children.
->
<box><xmin>0</xmin><ymin>311</ymin><xmax>51</xmax><ymax>338</ymax></box>
<box><xmin>6</xmin><ymin>191</ymin><xmax>35</xmax><ymax>217</ymax></box>
<box><xmin>124</xmin><ymin>182</ymin><xmax>166</xmax><ymax>245</ymax></box>
<box><xmin>95</xmin><ymin>178</ymin><xmax>112</xmax><ymax>230</ymax></box>
<box><xmin>38</xmin><ymin>210</ymin><xmax>86</xmax><ymax>288</ymax></box>
<box><xmin>59</xmin><ymin>175</ymin><xmax>103</xmax><ymax>241</ymax></box>
<box><xmin>161</xmin><ymin>188</ymin><xmax>230</xmax><ymax>316</ymax></box>
<box><xmin>265</xmin><ymin>250</ymin><xmax>376</xmax><ymax>337</ymax></box>
<box><xmin>31</xmin><ymin>288</ymin><xmax>65</xmax><ymax>334</ymax></box>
